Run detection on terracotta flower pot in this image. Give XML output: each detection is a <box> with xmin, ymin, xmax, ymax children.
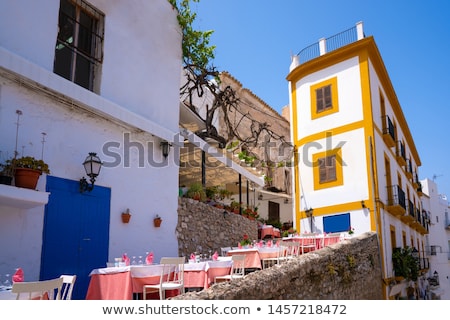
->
<box><xmin>121</xmin><ymin>213</ymin><xmax>131</xmax><ymax>223</ymax></box>
<box><xmin>154</xmin><ymin>218</ymin><xmax>162</xmax><ymax>228</ymax></box>
<box><xmin>14</xmin><ymin>168</ymin><xmax>41</xmax><ymax>189</ymax></box>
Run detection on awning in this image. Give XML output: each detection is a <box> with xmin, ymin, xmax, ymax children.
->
<box><xmin>179</xmin><ymin>128</ymin><xmax>265</xmax><ymax>188</ymax></box>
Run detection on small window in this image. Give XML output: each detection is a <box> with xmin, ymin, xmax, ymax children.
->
<box><xmin>318</xmin><ymin>154</ymin><xmax>336</xmax><ymax>183</ymax></box>
<box><xmin>54</xmin><ymin>0</ymin><xmax>104</xmax><ymax>92</ymax></box>
<box><xmin>430</xmin><ymin>245</ymin><xmax>437</xmax><ymax>256</ymax></box>
<box><xmin>310</xmin><ymin>77</ymin><xmax>339</xmax><ymax>119</ymax></box>
<box><xmin>313</xmin><ymin>148</ymin><xmax>343</xmax><ymax>190</ymax></box>
<box><xmin>316</xmin><ymin>85</ymin><xmax>332</xmax><ymax>112</ymax></box>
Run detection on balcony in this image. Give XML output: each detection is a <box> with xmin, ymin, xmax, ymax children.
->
<box><xmin>382</xmin><ymin>115</ymin><xmax>396</xmax><ymax>148</ymax></box>
<box><xmin>418</xmin><ymin>257</ymin><xmax>429</xmax><ymax>271</ymax></box>
<box><xmin>401</xmin><ymin>199</ymin><xmax>415</xmax><ymax>223</ymax></box>
<box><xmin>395</xmin><ymin>140</ymin><xmax>406</xmax><ymax>166</ymax></box>
<box><xmin>413</xmin><ymin>209</ymin><xmax>430</xmax><ymax>234</ymax></box>
<box><xmin>412</xmin><ymin>172</ymin><xmax>420</xmax><ymax>188</ymax></box>
<box><xmin>416</xmin><ymin>181</ymin><xmax>423</xmax><ymax>196</ymax></box>
<box><xmin>386</xmin><ymin>185</ymin><xmax>406</xmax><ymax>216</ymax></box>
<box><xmin>405</xmin><ymin>159</ymin><xmax>413</xmax><ymax>179</ymax></box>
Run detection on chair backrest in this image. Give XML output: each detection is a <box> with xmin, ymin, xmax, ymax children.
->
<box><xmin>60</xmin><ymin>275</ymin><xmax>77</xmax><ymax>300</ymax></box>
<box><xmin>230</xmin><ymin>254</ymin><xmax>246</xmax><ymax>278</ymax></box>
<box><xmin>12</xmin><ymin>277</ymin><xmax>64</xmax><ymax>300</ymax></box>
<box><xmin>159</xmin><ymin>257</ymin><xmax>185</xmax><ymax>285</ymax></box>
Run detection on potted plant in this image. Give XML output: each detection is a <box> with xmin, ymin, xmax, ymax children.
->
<box><xmin>392</xmin><ymin>247</ymin><xmax>419</xmax><ymax>281</ymax></box>
<box><xmin>0</xmin><ymin>158</ymin><xmax>14</xmax><ymax>185</ymax></box>
<box><xmin>230</xmin><ymin>200</ymin><xmax>241</xmax><ymax>214</ymax></box>
<box><xmin>121</xmin><ymin>209</ymin><xmax>131</xmax><ymax>223</ymax></box>
<box><xmin>186</xmin><ymin>182</ymin><xmax>206</xmax><ymax>201</ymax></box>
<box><xmin>11</xmin><ymin>156</ymin><xmax>50</xmax><ymax>189</ymax></box>
<box><xmin>153</xmin><ymin>215</ymin><xmax>162</xmax><ymax>228</ymax></box>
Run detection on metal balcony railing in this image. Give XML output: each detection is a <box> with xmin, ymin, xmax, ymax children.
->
<box><xmin>298</xmin><ymin>42</ymin><xmax>320</xmax><ymax>64</ymax></box>
<box><xmin>419</xmin><ymin>257</ymin><xmax>429</xmax><ymax>270</ymax></box>
<box><xmin>325</xmin><ymin>26</ymin><xmax>358</xmax><ymax>52</ymax></box>
<box><xmin>383</xmin><ymin>115</ymin><xmax>395</xmax><ymax>141</ymax></box>
<box><xmin>396</xmin><ymin>140</ymin><xmax>406</xmax><ymax>165</ymax></box>
<box><xmin>296</xmin><ymin>23</ymin><xmax>363</xmax><ymax>65</ymax></box>
<box><xmin>387</xmin><ymin>185</ymin><xmax>406</xmax><ymax>212</ymax></box>
<box><xmin>407</xmin><ymin>200</ymin><xmax>415</xmax><ymax>218</ymax></box>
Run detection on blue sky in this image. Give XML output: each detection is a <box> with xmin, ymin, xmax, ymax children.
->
<box><xmin>193</xmin><ymin>0</ymin><xmax>450</xmax><ymax>200</ymax></box>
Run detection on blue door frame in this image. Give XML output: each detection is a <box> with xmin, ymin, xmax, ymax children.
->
<box><xmin>40</xmin><ymin>176</ymin><xmax>111</xmax><ymax>299</ymax></box>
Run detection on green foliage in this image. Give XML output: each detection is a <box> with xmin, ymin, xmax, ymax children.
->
<box><xmin>186</xmin><ymin>182</ymin><xmax>206</xmax><ymax>201</ymax></box>
<box><xmin>8</xmin><ymin>156</ymin><xmax>50</xmax><ymax>174</ymax></box>
<box><xmin>168</xmin><ymin>0</ymin><xmax>215</xmax><ymax>70</ymax></box>
<box><xmin>237</xmin><ymin>150</ymin><xmax>256</xmax><ymax>166</ymax></box>
<box><xmin>392</xmin><ymin>247</ymin><xmax>419</xmax><ymax>280</ymax></box>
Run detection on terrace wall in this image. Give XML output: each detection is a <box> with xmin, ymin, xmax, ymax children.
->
<box><xmin>176</xmin><ymin>198</ymin><xmax>383</xmax><ymax>299</ymax></box>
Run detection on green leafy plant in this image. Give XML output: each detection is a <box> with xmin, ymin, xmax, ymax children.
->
<box><xmin>0</xmin><ymin>159</ymin><xmax>14</xmax><ymax>177</ymax></box>
<box><xmin>186</xmin><ymin>182</ymin><xmax>206</xmax><ymax>201</ymax></box>
<box><xmin>168</xmin><ymin>0</ymin><xmax>215</xmax><ymax>70</ymax></box>
<box><xmin>240</xmin><ymin>234</ymin><xmax>252</xmax><ymax>246</ymax></box>
<box><xmin>392</xmin><ymin>247</ymin><xmax>419</xmax><ymax>281</ymax></box>
<box><xmin>10</xmin><ymin>156</ymin><xmax>50</xmax><ymax>174</ymax></box>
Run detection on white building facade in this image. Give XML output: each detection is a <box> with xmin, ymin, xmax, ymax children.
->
<box><xmin>420</xmin><ymin>178</ymin><xmax>450</xmax><ymax>299</ymax></box>
<box><xmin>0</xmin><ymin>0</ymin><xmax>182</xmax><ymax>299</ymax></box>
<box><xmin>287</xmin><ymin>22</ymin><xmax>429</xmax><ymax>298</ymax></box>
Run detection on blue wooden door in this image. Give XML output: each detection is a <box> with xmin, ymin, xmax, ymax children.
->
<box><xmin>40</xmin><ymin>176</ymin><xmax>111</xmax><ymax>299</ymax></box>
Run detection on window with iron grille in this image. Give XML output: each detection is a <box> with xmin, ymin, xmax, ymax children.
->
<box><xmin>318</xmin><ymin>154</ymin><xmax>337</xmax><ymax>183</ymax></box>
<box><xmin>54</xmin><ymin>0</ymin><xmax>104</xmax><ymax>92</ymax></box>
<box><xmin>316</xmin><ymin>85</ymin><xmax>332</xmax><ymax>113</ymax></box>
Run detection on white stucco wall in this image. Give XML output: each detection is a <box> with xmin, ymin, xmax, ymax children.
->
<box><xmin>0</xmin><ymin>0</ymin><xmax>182</xmax><ymax>281</ymax></box>
<box><xmin>294</xmin><ymin>57</ymin><xmax>362</xmax><ymax>139</ymax></box>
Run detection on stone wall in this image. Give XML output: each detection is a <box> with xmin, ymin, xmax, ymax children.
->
<box><xmin>177</xmin><ymin>197</ymin><xmax>258</xmax><ymax>258</ymax></box>
<box><xmin>175</xmin><ymin>199</ymin><xmax>383</xmax><ymax>300</ymax></box>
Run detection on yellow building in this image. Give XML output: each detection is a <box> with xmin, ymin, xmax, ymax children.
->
<box><xmin>287</xmin><ymin>22</ymin><xmax>429</xmax><ymax>298</ymax></box>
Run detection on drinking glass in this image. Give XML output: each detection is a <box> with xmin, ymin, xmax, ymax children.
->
<box><xmin>3</xmin><ymin>274</ymin><xmax>11</xmax><ymax>288</ymax></box>
<box><xmin>138</xmin><ymin>256</ymin><xmax>143</xmax><ymax>265</ymax></box>
<box><xmin>131</xmin><ymin>256</ymin><xmax>137</xmax><ymax>265</ymax></box>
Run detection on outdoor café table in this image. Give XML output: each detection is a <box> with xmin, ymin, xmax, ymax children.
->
<box><xmin>130</xmin><ymin>264</ymin><xmax>167</xmax><ymax>297</ymax></box>
<box><xmin>258</xmin><ymin>225</ymin><xmax>281</xmax><ymax>239</ymax></box>
<box><xmin>283</xmin><ymin>235</ymin><xmax>323</xmax><ymax>251</ymax></box>
<box><xmin>184</xmin><ymin>260</ymin><xmax>232</xmax><ymax>289</ymax></box>
<box><xmin>86</xmin><ymin>266</ymin><xmax>132</xmax><ymax>300</ymax></box>
<box><xmin>226</xmin><ymin>248</ymin><xmax>262</xmax><ymax>270</ymax></box>
<box><xmin>257</xmin><ymin>246</ymin><xmax>281</xmax><ymax>260</ymax></box>
<box><xmin>86</xmin><ymin>265</ymin><xmax>170</xmax><ymax>300</ymax></box>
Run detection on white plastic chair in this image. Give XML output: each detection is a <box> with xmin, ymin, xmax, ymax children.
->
<box><xmin>143</xmin><ymin>257</ymin><xmax>184</xmax><ymax>300</ymax></box>
<box><xmin>12</xmin><ymin>277</ymin><xmax>64</xmax><ymax>300</ymax></box>
<box><xmin>60</xmin><ymin>274</ymin><xmax>77</xmax><ymax>300</ymax></box>
<box><xmin>214</xmin><ymin>254</ymin><xmax>245</xmax><ymax>283</ymax></box>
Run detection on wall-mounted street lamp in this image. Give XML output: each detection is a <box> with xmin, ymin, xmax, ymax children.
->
<box><xmin>160</xmin><ymin>141</ymin><xmax>171</xmax><ymax>158</ymax></box>
<box><xmin>80</xmin><ymin>152</ymin><xmax>102</xmax><ymax>193</ymax></box>
<box><xmin>305</xmin><ymin>208</ymin><xmax>314</xmax><ymax>232</ymax></box>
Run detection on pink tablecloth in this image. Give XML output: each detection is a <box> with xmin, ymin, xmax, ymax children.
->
<box><xmin>284</xmin><ymin>236</ymin><xmax>323</xmax><ymax>251</ymax></box>
<box><xmin>259</xmin><ymin>225</ymin><xmax>281</xmax><ymax>239</ymax></box>
<box><xmin>86</xmin><ymin>269</ymin><xmax>132</xmax><ymax>300</ymax></box>
<box><xmin>184</xmin><ymin>261</ymin><xmax>232</xmax><ymax>289</ymax></box>
<box><xmin>86</xmin><ymin>265</ymin><xmax>175</xmax><ymax>300</ymax></box>
<box><xmin>227</xmin><ymin>248</ymin><xmax>262</xmax><ymax>269</ymax></box>
<box><xmin>86</xmin><ymin>261</ymin><xmax>232</xmax><ymax>299</ymax></box>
